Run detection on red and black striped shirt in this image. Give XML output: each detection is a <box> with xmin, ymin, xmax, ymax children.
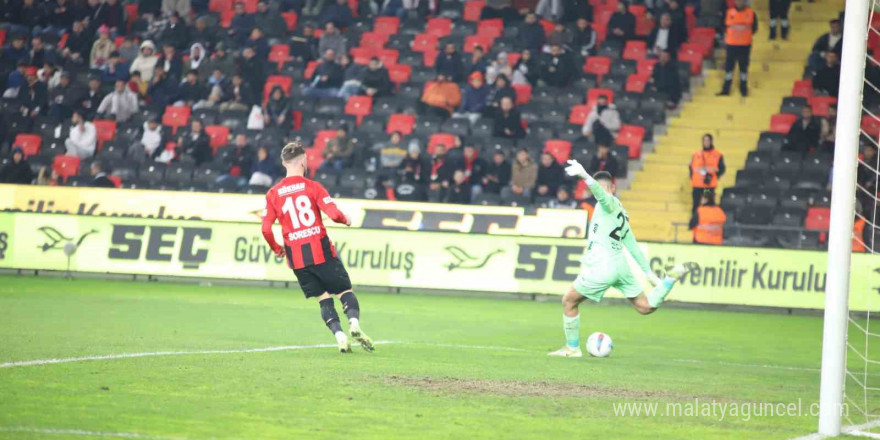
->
<box><xmin>261</xmin><ymin>176</ymin><xmax>348</xmax><ymax>269</ymax></box>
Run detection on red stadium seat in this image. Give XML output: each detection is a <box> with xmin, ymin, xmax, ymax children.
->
<box><xmin>569</xmin><ymin>105</ymin><xmax>590</xmax><ymax>125</ymax></box>
<box><xmin>543</xmin><ymin>140</ymin><xmax>572</xmax><ymax>164</ymax></box>
<box><xmin>477</xmin><ymin>19</ymin><xmax>504</xmax><ymax>39</ymax></box>
<box><xmin>615</xmin><ymin>124</ymin><xmax>645</xmax><ymax>159</ymax></box>
<box><xmin>464</xmin><ymin>35</ymin><xmax>493</xmax><ymax>53</ymax></box>
<box><xmin>512</xmin><ymin>84</ymin><xmax>531</xmax><ymax>105</ymax></box>
<box><xmin>595</xmin><ymin>9</ymin><xmax>613</xmax><ymax>26</ymax></box>
<box><xmin>264</xmin><ymin>75</ymin><xmax>292</xmax><ymax>100</ymax></box>
<box><xmin>412</xmin><ymin>33</ymin><xmax>439</xmax><ymax>53</ymax></box>
<box><xmin>57</xmin><ymin>33</ymin><xmax>68</xmax><ymax>49</ymax></box>
<box><xmin>574</xmin><ymin>179</ymin><xmax>588</xmax><ymax>200</ymax></box>
<box><xmin>628</xmin><ymin>4</ymin><xmax>646</xmax><ymax>16</ymax></box>
<box><xmin>373</xmin><ymin>16</ymin><xmax>400</xmax><ymax>35</ymax></box>
<box><xmin>304</xmin><ymin>61</ymin><xmax>318</xmax><ymax>79</ymax></box>
<box><xmin>805</xmin><ymin>207</ymin><xmax>831</xmax><ymax>243</ymax></box>
<box><xmin>345</xmin><ymin>95</ymin><xmax>373</xmax><ymax>125</ymax></box>
<box><xmin>463</xmin><ymin>1</ymin><xmax>485</xmax><ymax>22</ymax></box>
<box><xmin>204</xmin><ymin>125</ymin><xmax>230</xmax><ymax>151</ymax></box>
<box><xmin>162</xmin><ymin>106</ymin><xmax>191</xmax><ymax>133</ymax></box>
<box><xmin>770</xmin><ymin>113</ymin><xmax>797</xmax><ymax>134</ymax></box>
<box><xmin>690</xmin><ymin>26</ymin><xmax>715</xmax><ymax>41</ymax></box>
<box><xmin>634</xmin><ymin>14</ymin><xmax>655</xmax><ymax>37</ymax></box>
<box><xmin>636</xmin><ymin>58</ymin><xmax>658</xmax><ymax>76</ymax></box>
<box><xmin>377</xmin><ymin>48</ymin><xmax>399</xmax><ymax>66</ymax></box>
<box><xmin>593</xmin><ymin>22</ymin><xmax>607</xmax><ymax>44</ymax></box>
<box><xmin>428</xmin><ymin>133</ymin><xmax>458</xmax><ymax>154</ymax></box>
<box><xmin>423</xmin><ymin>48</ymin><xmax>438</xmax><ymax>67</ymax></box>
<box><xmin>587</xmin><ymin>88</ymin><xmax>614</xmax><ymax>110</ymax></box>
<box><xmin>209</xmin><ymin>0</ymin><xmax>231</xmax><ymax>12</ymax></box>
<box><xmin>622</xmin><ymin>41</ymin><xmax>647</xmax><ymax>61</ymax></box>
<box><xmin>625</xmin><ymin>74</ymin><xmax>648</xmax><ymax>93</ymax></box>
<box><xmin>506</xmin><ymin>52</ymin><xmax>521</xmax><ymax>66</ymax></box>
<box><xmin>282</xmin><ymin>11</ymin><xmax>298</xmax><ymax>30</ymax></box>
<box><xmin>220</xmin><ymin>10</ymin><xmax>234</xmax><ymax>27</ymax></box>
<box><xmin>0</xmin><ymin>30</ymin><xmax>5</xmax><ymax>49</ymax></box>
<box><xmin>93</xmin><ymin>120</ymin><xmax>116</xmax><ymax>150</ymax></box>
<box><xmin>792</xmin><ymin>79</ymin><xmax>813</xmax><ymax>98</ymax></box>
<box><xmin>107</xmin><ymin>174</ymin><xmax>122</xmax><ymax>187</ymax></box>
<box><xmin>52</xmin><ymin>155</ymin><xmax>80</xmax><ymax>181</ymax></box>
<box><xmin>306</xmin><ymin>148</ymin><xmax>323</xmax><ymax>175</ymax></box>
<box><xmin>268</xmin><ymin>44</ymin><xmax>291</xmax><ymax>69</ymax></box>
<box><xmin>539</xmin><ymin>18</ymin><xmax>555</xmax><ymax>36</ymax></box>
<box><xmin>584</xmin><ymin>56</ymin><xmax>611</xmax><ymax>83</ymax></box>
<box><xmin>426</xmin><ymin>18</ymin><xmax>452</xmax><ymax>38</ymax></box>
<box><xmin>388</xmin><ymin>64</ymin><xmax>412</xmax><ymax>86</ymax></box>
<box><xmin>678</xmin><ymin>48</ymin><xmax>703</xmax><ymax>75</ymax></box>
<box><xmin>862</xmin><ymin>115</ymin><xmax>880</xmax><ymax>138</ymax></box>
<box><xmin>13</xmin><ymin>134</ymin><xmax>41</xmax><ymax>157</ymax></box>
<box><xmin>387</xmin><ymin>113</ymin><xmax>416</xmax><ymax>135</ymax></box>
<box><xmin>312</xmin><ymin>129</ymin><xmax>338</xmax><ymax>153</ymax></box>
<box><xmin>124</xmin><ymin>3</ymin><xmax>138</xmax><ymax>31</ymax></box>
<box><xmin>236</xmin><ymin>0</ymin><xmax>258</xmax><ymax>13</ymax></box>
<box><xmin>810</xmin><ymin>96</ymin><xmax>837</xmax><ymax>117</ymax></box>
<box><xmin>360</xmin><ymin>32</ymin><xmax>389</xmax><ymax>49</ymax></box>
<box><xmin>350</xmin><ymin>47</ymin><xmax>376</xmax><ymax>64</ymax></box>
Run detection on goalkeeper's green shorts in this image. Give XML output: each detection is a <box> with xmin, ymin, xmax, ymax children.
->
<box><xmin>572</xmin><ymin>259</ymin><xmax>643</xmax><ymax>302</ymax></box>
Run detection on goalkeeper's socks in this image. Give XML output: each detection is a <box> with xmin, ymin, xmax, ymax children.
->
<box><xmin>319</xmin><ymin>298</ymin><xmax>344</xmax><ymax>334</ymax></box>
<box><xmin>563</xmin><ymin>314</ymin><xmax>580</xmax><ymax>349</ymax></box>
<box><xmin>647</xmin><ymin>278</ymin><xmax>677</xmax><ymax>308</ymax></box>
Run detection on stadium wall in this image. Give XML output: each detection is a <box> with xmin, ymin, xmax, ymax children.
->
<box><xmin>0</xmin><ymin>211</ymin><xmax>877</xmax><ymax>311</ymax></box>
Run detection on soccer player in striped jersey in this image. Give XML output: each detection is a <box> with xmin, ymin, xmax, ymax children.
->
<box><xmin>261</xmin><ymin>142</ymin><xmax>374</xmax><ymax>353</ymax></box>
<box><xmin>548</xmin><ymin>160</ymin><xmax>692</xmax><ymax>358</ymax></box>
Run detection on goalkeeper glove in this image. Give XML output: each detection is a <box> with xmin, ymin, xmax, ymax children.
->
<box><xmin>564</xmin><ymin>159</ymin><xmax>589</xmax><ymax>180</ymax></box>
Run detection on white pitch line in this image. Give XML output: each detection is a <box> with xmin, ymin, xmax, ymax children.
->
<box><xmin>671</xmin><ymin>358</ymin><xmax>822</xmax><ymax>373</ymax></box>
<box><xmin>0</xmin><ymin>426</ymin><xmax>187</xmax><ymax>439</ymax></box>
<box><xmin>787</xmin><ymin>418</ymin><xmax>880</xmax><ymax>440</ymax></box>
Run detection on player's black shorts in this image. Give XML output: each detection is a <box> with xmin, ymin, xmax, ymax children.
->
<box><xmin>292</xmin><ymin>257</ymin><xmax>353</xmax><ymax>298</ymax></box>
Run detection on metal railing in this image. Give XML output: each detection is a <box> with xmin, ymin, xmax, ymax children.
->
<box><xmin>671</xmin><ymin>222</ymin><xmax>829</xmax><ymax>250</ymax></box>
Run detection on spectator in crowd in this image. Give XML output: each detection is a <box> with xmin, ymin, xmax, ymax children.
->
<box><xmin>588</xmin><ymin>143</ymin><xmax>619</xmax><ymax>177</ymax></box>
<box><xmin>303</xmin><ymin>0</ymin><xmax>327</xmax><ymax>16</ymax></box>
<box><xmin>466</xmin><ymin>46</ymin><xmax>489</xmax><ymax>76</ymax></box>
<box><xmin>562</xmin><ymin>0</ymin><xmax>592</xmax><ymax>23</ymax></box>
<box><xmin>4</xmin><ymin>62</ymin><xmax>27</xmax><ymax>98</ymax></box>
<box><xmin>485</xmin><ymin>51</ymin><xmax>514</xmax><ymax>85</ymax></box>
<box><xmin>493</xmin><ymin>96</ymin><xmax>525</xmax><ymax>139</ymax></box>
<box><xmin>322</xmin><ymin>127</ymin><xmax>355</xmax><ymax>170</ymax></box>
<box><xmin>89</xmin><ymin>25</ymin><xmax>114</xmax><ymax>68</ymax></box>
<box><xmin>572</xmin><ymin>17</ymin><xmax>597</xmax><ymax>57</ymax></box>
<box><xmin>199</xmin><ymin>43</ymin><xmax>235</xmax><ymax>83</ymax></box>
<box><xmin>581</xmin><ymin>94</ymin><xmax>620</xmax><ymax>146</ymax></box>
<box><xmin>399</xmin><ymin>141</ymin><xmax>430</xmax><ymax>184</ymax></box>
<box><xmin>809</xmin><ymin>19</ymin><xmax>842</xmax><ymax>71</ymax></box>
<box><xmin>548</xmin><ymin>186</ymin><xmax>578</xmax><ymax>209</ymax></box>
<box><xmin>250</xmin><ymin>146</ymin><xmax>279</xmax><ymax>187</ymax></box>
<box><xmin>319</xmin><ymin>0</ymin><xmax>354</xmax><ymax>28</ymax></box>
<box><xmin>454</xmin><ymin>71</ymin><xmax>490</xmax><ymax>124</ymax></box>
<box><xmin>481</xmin><ymin>149</ymin><xmax>512</xmax><ymax>194</ymax></box>
<box><xmin>649</xmin><ymin>13</ymin><xmax>683</xmax><ymax>57</ymax></box>
<box><xmin>146</xmin><ymin>66</ymin><xmax>179</xmax><ymax>112</ymax></box>
<box><xmin>255</xmin><ymin>1</ymin><xmax>287</xmax><ymax>39</ymax></box>
<box><xmin>28</xmin><ymin>35</ymin><xmax>57</xmax><ymax>67</ymax></box>
<box><xmin>820</xmin><ymin>104</ymin><xmax>837</xmax><ymax>154</ymax></box>
<box><xmin>263</xmin><ymin>86</ymin><xmax>291</xmax><ymax>127</ymax></box>
<box><xmin>188</xmin><ymin>43</ymin><xmax>208</xmax><ymax>79</ymax></box>
<box><xmin>785</xmin><ymin>106</ymin><xmax>821</xmax><ymax>155</ymax></box>
<box><xmin>480</xmin><ymin>0</ymin><xmax>518</xmax><ymax>22</ymax></box>
<box><xmin>461</xmin><ymin>144</ymin><xmax>487</xmax><ymax>196</ymax></box>
<box><xmin>290</xmin><ymin>23</ymin><xmax>318</xmax><ymax>63</ymax></box>
<box><xmin>650</xmin><ymin>50</ymin><xmax>682</xmax><ymax>108</ymax></box>
<box><xmin>98</xmin><ymin>0</ymin><xmax>125</xmax><ymax>31</ymax></box>
<box><xmin>118</xmin><ymin>38</ymin><xmax>139</xmax><ymax>63</ymax></box>
<box><xmin>65</xmin><ymin>110</ymin><xmax>97</xmax><ymax>158</ymax></box>
<box><xmin>361</xmin><ymin>57</ymin><xmax>392</xmax><ymax>98</ymax></box>
<box><xmin>49</xmin><ymin>71</ymin><xmax>77</xmax><ymax>121</ymax></box>
<box><xmin>177</xmin><ymin>119</ymin><xmax>212</xmax><ymax>167</ymax></box>
<box><xmin>89</xmin><ymin>161</ymin><xmax>115</xmax><ymax>188</ymax></box>
<box><xmin>813</xmin><ymin>51</ymin><xmax>840</xmax><ymax>97</ymax></box>
<box><xmin>97</xmin><ymin>79</ymin><xmax>139</xmax><ymax>122</ymax></box>
<box><xmin>305</xmin><ymin>49</ymin><xmax>344</xmax><ymax>98</ymax></box>
<box><xmin>512</xmin><ymin>49</ymin><xmax>538</xmax><ymax>84</ymax></box>
<box><xmin>546</xmin><ymin>22</ymin><xmax>573</xmax><ymax>49</ymax></box>
<box><xmin>540</xmin><ymin>43</ymin><xmax>574</xmax><ymax>87</ymax></box>
<box><xmin>76</xmin><ymin>76</ymin><xmax>103</xmax><ymax>118</ymax></box>
<box><xmin>0</xmin><ymin>147</ymin><xmax>35</xmax><ymax>184</ymax></box>
<box><xmin>190</xmin><ymin>17</ymin><xmax>218</xmax><ymax>51</ymax></box>
<box><xmin>858</xmin><ymin>144</ymin><xmax>878</xmax><ymax>216</ymax></box>
<box><xmin>220</xmin><ymin>73</ymin><xmax>254</xmax><ymax>111</ymax></box>
<box><xmin>658</xmin><ymin>0</ymin><xmax>688</xmax><ymax>43</ymax></box>
<box><xmin>239</xmin><ymin>46</ymin><xmax>266</xmax><ymax>99</ymax></box>
<box><xmin>520</xmin><ymin>13</ymin><xmax>546</xmax><ymax>54</ymax></box>
<box><xmin>245</xmin><ymin>28</ymin><xmax>270</xmax><ymax>60</ymax></box>
<box><xmin>220</xmin><ymin>133</ymin><xmax>254</xmax><ymax>186</ymax></box>
<box><xmin>101</xmin><ymin>51</ymin><xmax>131</xmax><ymax>84</ymax></box>
<box><xmin>768</xmin><ymin>0</ymin><xmax>791</xmax><ymax>41</ymax></box>
<box><xmin>507</xmin><ymin>147</ymin><xmax>537</xmax><ymax>198</ymax></box>
<box><xmin>162</xmin><ymin>0</ymin><xmax>191</xmax><ymax>21</ymax></box>
<box><xmin>435</xmin><ymin>43</ymin><xmax>465</xmax><ymax>83</ymax></box>
<box><xmin>374</xmin><ymin>131</ymin><xmax>407</xmax><ymax>170</ymax></box>
<box><xmin>38</xmin><ymin>62</ymin><xmax>61</xmax><ymax>89</ymax></box>
<box><xmin>535</xmin><ymin>152</ymin><xmax>564</xmax><ymax>198</ymax></box>
<box><xmin>607</xmin><ymin>1</ymin><xmax>635</xmax><ymax>43</ymax></box>
<box><xmin>485</xmin><ymin>74</ymin><xmax>517</xmax><ymax>118</ymax></box>
<box><xmin>178</xmin><ymin>70</ymin><xmax>208</xmax><ymax>107</ymax></box>
<box><xmin>420</xmin><ymin>73</ymin><xmax>461</xmax><ymax>118</ymax></box>
<box><xmin>689</xmin><ymin>189</ymin><xmax>726</xmax><ymax>245</ymax></box>
<box><xmin>689</xmin><ymin>134</ymin><xmax>725</xmax><ymax>211</ymax></box>
<box><xmin>131</xmin><ymin>117</ymin><xmax>168</xmax><ymax>162</ymax></box>
<box><xmin>157</xmin><ymin>44</ymin><xmax>183</xmax><ymax>81</ymax></box>
<box><xmin>3</xmin><ymin>35</ymin><xmax>29</xmax><ymax>65</ymax></box>
<box><xmin>19</xmin><ymin>71</ymin><xmax>48</xmax><ymax>118</ymax></box>
<box><xmin>130</xmin><ymin>40</ymin><xmax>160</xmax><ymax>84</ymax></box>
<box><xmin>44</xmin><ymin>0</ymin><xmax>74</xmax><ymax>36</ymax></box>
<box><xmin>445</xmin><ymin>169</ymin><xmax>472</xmax><ymax>204</ymax></box>
<box><xmin>336</xmin><ymin>53</ymin><xmax>365</xmax><ymax>98</ymax></box>
<box><xmin>163</xmin><ymin>12</ymin><xmax>190</xmax><ymax>51</ymax></box>
<box><xmin>229</xmin><ymin>2</ymin><xmax>255</xmax><ymax>42</ymax></box>
<box><xmin>428</xmin><ymin>143</ymin><xmax>455</xmax><ymax>197</ymax></box>
<box><xmin>62</xmin><ymin>20</ymin><xmax>90</xmax><ymax>63</ymax></box>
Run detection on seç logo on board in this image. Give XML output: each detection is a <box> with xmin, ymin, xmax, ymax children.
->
<box><xmin>444</xmin><ymin>246</ymin><xmax>504</xmax><ymax>271</ymax></box>
<box><xmin>35</xmin><ymin>226</ymin><xmax>98</xmax><ymax>253</ymax></box>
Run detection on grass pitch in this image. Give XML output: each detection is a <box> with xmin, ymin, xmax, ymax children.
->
<box><xmin>0</xmin><ymin>275</ymin><xmax>867</xmax><ymax>439</ymax></box>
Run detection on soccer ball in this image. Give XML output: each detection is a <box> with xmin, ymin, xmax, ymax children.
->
<box><xmin>586</xmin><ymin>332</ymin><xmax>613</xmax><ymax>357</ymax></box>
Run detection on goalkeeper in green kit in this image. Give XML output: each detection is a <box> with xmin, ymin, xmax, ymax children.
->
<box><xmin>549</xmin><ymin>160</ymin><xmax>692</xmax><ymax>358</ymax></box>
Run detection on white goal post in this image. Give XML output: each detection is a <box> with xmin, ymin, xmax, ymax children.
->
<box><xmin>818</xmin><ymin>0</ymin><xmax>871</xmax><ymax>435</ymax></box>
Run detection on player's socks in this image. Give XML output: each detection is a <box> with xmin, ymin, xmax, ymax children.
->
<box><xmin>647</xmin><ymin>264</ymin><xmax>691</xmax><ymax>308</ymax></box>
<box><xmin>563</xmin><ymin>314</ymin><xmax>580</xmax><ymax>349</ymax></box>
<box><xmin>340</xmin><ymin>292</ymin><xmax>373</xmax><ymax>352</ymax></box>
<box><xmin>339</xmin><ymin>291</ymin><xmax>360</xmax><ymax>322</ymax></box>
<box><xmin>319</xmin><ymin>298</ymin><xmax>344</xmax><ymax>335</ymax></box>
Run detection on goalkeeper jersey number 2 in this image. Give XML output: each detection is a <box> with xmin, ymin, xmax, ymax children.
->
<box><xmin>582</xmin><ymin>180</ymin><xmax>651</xmax><ymax>275</ymax></box>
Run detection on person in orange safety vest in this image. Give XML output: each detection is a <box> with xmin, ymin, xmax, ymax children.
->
<box><xmin>718</xmin><ymin>0</ymin><xmax>758</xmax><ymax>97</ymax></box>
<box><xmin>690</xmin><ymin>189</ymin><xmax>727</xmax><ymax>245</ymax></box>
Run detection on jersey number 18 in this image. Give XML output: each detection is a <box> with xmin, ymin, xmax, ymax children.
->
<box><xmin>282</xmin><ymin>195</ymin><xmax>316</xmax><ymax>229</ymax></box>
